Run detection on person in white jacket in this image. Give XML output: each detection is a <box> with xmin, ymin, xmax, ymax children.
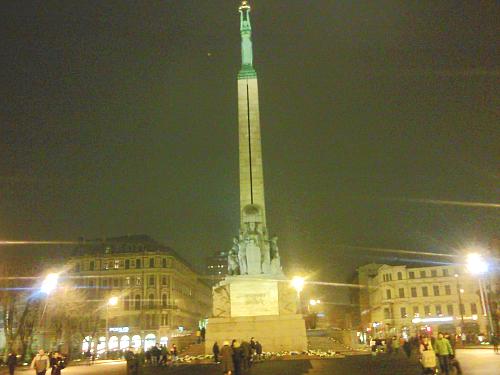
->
<box><xmin>30</xmin><ymin>350</ymin><xmax>50</xmax><ymax>375</ymax></box>
<box><xmin>419</xmin><ymin>337</ymin><xmax>437</xmax><ymax>375</ymax></box>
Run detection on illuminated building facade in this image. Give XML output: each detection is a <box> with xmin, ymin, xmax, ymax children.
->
<box><xmin>69</xmin><ymin>235</ymin><xmax>211</xmax><ymax>352</ymax></box>
<box><xmin>357</xmin><ymin>263</ymin><xmax>488</xmax><ymax>339</ymax></box>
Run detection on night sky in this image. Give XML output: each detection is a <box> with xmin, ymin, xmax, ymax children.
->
<box><xmin>1</xmin><ymin>1</ymin><xmax>498</xmax><ymax>290</ymax></box>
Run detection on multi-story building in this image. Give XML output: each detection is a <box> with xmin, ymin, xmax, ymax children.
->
<box><xmin>68</xmin><ymin>235</ymin><xmax>211</xmax><ymax>353</ymax></box>
<box><xmin>357</xmin><ymin>263</ymin><xmax>488</xmax><ymax>340</ymax></box>
<box><xmin>205</xmin><ymin>250</ymin><xmax>228</xmax><ymax>284</ymax></box>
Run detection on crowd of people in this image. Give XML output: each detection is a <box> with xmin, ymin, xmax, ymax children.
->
<box><xmin>5</xmin><ymin>349</ymin><xmax>67</xmax><ymax>375</ymax></box>
<box><xmin>213</xmin><ymin>337</ymin><xmax>263</xmax><ymax>375</ymax></box>
<box><xmin>370</xmin><ymin>332</ymin><xmax>462</xmax><ymax>375</ymax></box>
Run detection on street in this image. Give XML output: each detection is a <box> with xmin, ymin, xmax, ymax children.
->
<box><xmin>3</xmin><ymin>350</ymin><xmax>498</xmax><ymax>375</ymax></box>
<box><xmin>456</xmin><ymin>348</ymin><xmax>500</xmax><ymax>375</ymax></box>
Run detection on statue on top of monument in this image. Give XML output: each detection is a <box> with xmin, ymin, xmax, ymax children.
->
<box><xmin>227</xmin><ymin>204</ymin><xmax>282</xmax><ymax>276</ymax></box>
<box><xmin>227</xmin><ymin>248</ymin><xmax>240</xmax><ymax>276</ymax></box>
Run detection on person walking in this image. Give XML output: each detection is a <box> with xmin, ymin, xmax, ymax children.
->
<box><xmin>50</xmin><ymin>353</ymin><xmax>66</xmax><ymax>375</ymax></box>
<box><xmin>196</xmin><ymin>329</ymin><xmax>202</xmax><ymax>344</ymax></box>
<box><xmin>231</xmin><ymin>340</ymin><xmax>244</xmax><ymax>375</ymax></box>
<box><xmin>419</xmin><ymin>337</ymin><xmax>436</xmax><ymax>375</ymax></box>
<box><xmin>7</xmin><ymin>352</ymin><xmax>17</xmax><ymax>375</ymax></box>
<box><xmin>30</xmin><ymin>350</ymin><xmax>50</xmax><ymax>375</ymax></box>
<box><xmin>240</xmin><ymin>341</ymin><xmax>251</xmax><ymax>369</ymax></box>
<box><xmin>492</xmin><ymin>335</ymin><xmax>499</xmax><ymax>354</ymax></box>
<box><xmin>220</xmin><ymin>341</ymin><xmax>234</xmax><ymax>375</ymax></box>
<box><xmin>434</xmin><ymin>333</ymin><xmax>453</xmax><ymax>375</ymax></box>
<box><xmin>255</xmin><ymin>341</ymin><xmax>262</xmax><ymax>360</ymax></box>
<box><xmin>212</xmin><ymin>341</ymin><xmax>220</xmax><ymax>363</ymax></box>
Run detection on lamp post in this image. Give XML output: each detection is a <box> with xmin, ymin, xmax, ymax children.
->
<box><xmin>40</xmin><ymin>273</ymin><xmax>59</xmax><ymax>350</ymax></box>
<box><xmin>291</xmin><ymin>276</ymin><xmax>305</xmax><ymax>314</ymax></box>
<box><xmin>454</xmin><ymin>274</ymin><xmax>465</xmax><ymax>331</ymax></box>
<box><xmin>106</xmin><ymin>296</ymin><xmax>118</xmax><ymax>357</ymax></box>
<box><xmin>466</xmin><ymin>253</ymin><xmax>495</xmax><ymax>340</ymax></box>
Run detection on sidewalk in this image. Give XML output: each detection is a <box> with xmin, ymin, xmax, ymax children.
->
<box><xmin>458</xmin><ymin>344</ymin><xmax>493</xmax><ymax>350</ymax></box>
<box><xmin>0</xmin><ymin>359</ymin><xmax>124</xmax><ymax>374</ymax></box>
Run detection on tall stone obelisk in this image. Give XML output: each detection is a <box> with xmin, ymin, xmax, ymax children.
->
<box><xmin>237</xmin><ymin>0</ymin><xmax>267</xmax><ymax>231</ymax></box>
<box><xmin>205</xmin><ymin>1</ymin><xmax>307</xmax><ymax>353</ymax></box>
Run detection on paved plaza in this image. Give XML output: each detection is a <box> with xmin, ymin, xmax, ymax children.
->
<box><xmin>2</xmin><ymin>349</ymin><xmax>497</xmax><ymax>375</ymax></box>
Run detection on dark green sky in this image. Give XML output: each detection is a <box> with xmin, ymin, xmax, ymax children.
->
<box><xmin>1</xmin><ymin>1</ymin><xmax>498</xmax><ymax>284</ymax></box>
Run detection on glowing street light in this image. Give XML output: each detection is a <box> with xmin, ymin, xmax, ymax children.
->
<box><xmin>106</xmin><ymin>296</ymin><xmax>119</xmax><ymax>357</ymax></box>
<box><xmin>291</xmin><ymin>276</ymin><xmax>305</xmax><ymax>315</ymax></box>
<box><xmin>465</xmin><ymin>252</ymin><xmax>494</xmax><ymax>339</ymax></box>
<box><xmin>291</xmin><ymin>276</ymin><xmax>305</xmax><ymax>293</ymax></box>
<box><xmin>466</xmin><ymin>253</ymin><xmax>489</xmax><ymax>275</ymax></box>
<box><xmin>41</xmin><ymin>273</ymin><xmax>59</xmax><ymax>295</ymax></box>
<box><xmin>309</xmin><ymin>299</ymin><xmax>321</xmax><ymax>306</ymax></box>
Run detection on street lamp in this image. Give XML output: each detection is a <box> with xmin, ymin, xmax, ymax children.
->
<box><xmin>40</xmin><ymin>273</ymin><xmax>59</xmax><ymax>350</ymax></box>
<box><xmin>465</xmin><ymin>253</ymin><xmax>494</xmax><ymax>340</ymax></box>
<box><xmin>106</xmin><ymin>297</ymin><xmax>119</xmax><ymax>357</ymax></box>
<box><xmin>454</xmin><ymin>274</ymin><xmax>465</xmax><ymax>334</ymax></box>
<box><xmin>466</xmin><ymin>253</ymin><xmax>489</xmax><ymax>275</ymax></box>
<box><xmin>41</xmin><ymin>273</ymin><xmax>59</xmax><ymax>295</ymax></box>
<box><xmin>291</xmin><ymin>276</ymin><xmax>305</xmax><ymax>314</ymax></box>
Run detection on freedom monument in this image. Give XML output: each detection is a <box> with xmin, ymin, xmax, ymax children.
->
<box><xmin>205</xmin><ymin>1</ymin><xmax>307</xmax><ymax>352</ymax></box>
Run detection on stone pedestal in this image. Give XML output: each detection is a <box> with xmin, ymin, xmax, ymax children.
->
<box><xmin>205</xmin><ymin>275</ymin><xmax>307</xmax><ymax>353</ymax></box>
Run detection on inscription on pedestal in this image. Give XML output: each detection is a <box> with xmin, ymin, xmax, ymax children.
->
<box><xmin>230</xmin><ymin>280</ymin><xmax>279</xmax><ymax>317</ymax></box>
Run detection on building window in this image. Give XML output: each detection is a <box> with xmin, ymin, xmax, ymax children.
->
<box><xmin>161</xmin><ymin>276</ymin><xmax>167</xmax><ymax>286</ymax></box>
<box><xmin>149</xmin><ymin>258</ymin><xmax>155</xmax><ymax>268</ymax></box>
<box><xmin>422</xmin><ymin>287</ymin><xmax>428</xmax><ymax>297</ymax></box>
<box><xmin>397</xmin><ymin>272</ymin><xmax>403</xmax><ymax>280</ymax></box>
<box><xmin>89</xmin><ymin>261</ymin><xmax>95</xmax><ymax>271</ymax></box>
<box><xmin>162</xmin><ymin>294</ymin><xmax>167</xmax><ymax>308</ymax></box>
<box><xmin>114</xmin><ymin>260</ymin><xmax>120</xmax><ymax>269</ymax></box>
<box><xmin>162</xmin><ymin>258</ymin><xmax>167</xmax><ymax>268</ymax></box>
<box><xmin>420</xmin><ymin>271</ymin><xmax>426</xmax><ymax>278</ymax></box>
<box><xmin>435</xmin><ymin>305</ymin><xmax>442</xmax><ymax>315</ymax></box>
<box><xmin>135</xmin><ymin>295</ymin><xmax>141</xmax><ymax>310</ymax></box>
<box><xmin>447</xmin><ymin>305</ymin><xmax>453</xmax><ymax>316</ymax></box>
<box><xmin>431</xmin><ymin>270</ymin><xmax>437</xmax><ymax>277</ymax></box>
<box><xmin>442</xmin><ymin>269</ymin><xmax>449</xmax><ymax>277</ymax></box>
<box><xmin>125</xmin><ymin>259</ymin><xmax>130</xmax><ymax>269</ymax></box>
<box><xmin>161</xmin><ymin>314</ymin><xmax>168</xmax><ymax>326</ymax></box>
<box><xmin>136</xmin><ymin>259</ymin><xmax>141</xmax><ymax>269</ymax></box>
<box><xmin>149</xmin><ymin>276</ymin><xmax>155</xmax><ymax>286</ymax></box>
<box><xmin>386</xmin><ymin>289</ymin><xmax>392</xmax><ymax>299</ymax></box>
<box><xmin>445</xmin><ymin>285</ymin><xmax>451</xmax><ymax>295</ymax></box>
<box><xmin>113</xmin><ymin>278</ymin><xmax>119</xmax><ymax>288</ymax></box>
<box><xmin>433</xmin><ymin>286</ymin><xmax>440</xmax><ymax>296</ymax></box>
<box><xmin>149</xmin><ymin>294</ymin><xmax>155</xmax><ymax>309</ymax></box>
<box><xmin>125</xmin><ymin>277</ymin><xmax>130</xmax><ymax>286</ymax></box>
<box><xmin>413</xmin><ymin>306</ymin><xmax>419</xmax><ymax>316</ymax></box>
<box><xmin>400</xmin><ymin>307</ymin><xmax>407</xmax><ymax>318</ymax></box>
<box><xmin>399</xmin><ymin>288</ymin><xmax>405</xmax><ymax>298</ymax></box>
<box><xmin>424</xmin><ymin>306</ymin><xmax>430</xmax><ymax>316</ymax></box>
<box><xmin>409</xmin><ymin>271</ymin><xmax>415</xmax><ymax>279</ymax></box>
<box><xmin>136</xmin><ymin>277</ymin><xmax>141</xmax><ymax>286</ymax></box>
<box><xmin>102</xmin><ymin>279</ymin><xmax>108</xmax><ymax>288</ymax></box>
<box><xmin>411</xmin><ymin>287</ymin><xmax>417</xmax><ymax>298</ymax></box>
<box><xmin>471</xmin><ymin>303</ymin><xmax>478</xmax><ymax>315</ymax></box>
<box><xmin>124</xmin><ymin>296</ymin><xmax>130</xmax><ymax>311</ymax></box>
<box><xmin>384</xmin><ymin>308</ymin><xmax>391</xmax><ymax>319</ymax></box>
